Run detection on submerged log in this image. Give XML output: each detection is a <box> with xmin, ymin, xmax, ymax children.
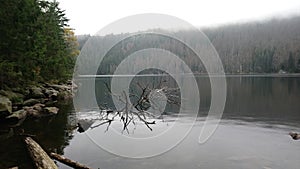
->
<box><xmin>49</xmin><ymin>152</ymin><xmax>92</xmax><ymax>169</ymax></box>
<box><xmin>24</xmin><ymin>137</ymin><xmax>58</xmax><ymax>169</ymax></box>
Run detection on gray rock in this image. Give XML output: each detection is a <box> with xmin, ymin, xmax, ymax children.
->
<box><xmin>44</xmin><ymin>88</ymin><xmax>59</xmax><ymax>99</ymax></box>
<box><xmin>24</xmin><ymin>103</ymin><xmax>59</xmax><ymax>118</ymax></box>
<box><xmin>32</xmin><ymin>103</ymin><xmax>45</xmax><ymax>112</ymax></box>
<box><xmin>30</xmin><ymin>86</ymin><xmax>45</xmax><ymax>98</ymax></box>
<box><xmin>23</xmin><ymin>99</ymin><xmax>40</xmax><ymax>106</ymax></box>
<box><xmin>0</xmin><ymin>90</ymin><xmax>24</xmax><ymax>104</ymax></box>
<box><xmin>24</xmin><ymin>105</ymin><xmax>58</xmax><ymax>118</ymax></box>
<box><xmin>6</xmin><ymin>109</ymin><xmax>27</xmax><ymax>121</ymax></box>
<box><xmin>44</xmin><ymin>100</ymin><xmax>57</xmax><ymax>106</ymax></box>
<box><xmin>24</xmin><ymin>106</ymin><xmax>40</xmax><ymax>117</ymax></box>
<box><xmin>23</xmin><ymin>103</ymin><xmax>46</xmax><ymax>118</ymax></box>
<box><xmin>43</xmin><ymin>107</ymin><xmax>59</xmax><ymax>115</ymax></box>
<box><xmin>77</xmin><ymin>120</ymin><xmax>94</xmax><ymax>133</ymax></box>
<box><xmin>48</xmin><ymin>84</ymin><xmax>70</xmax><ymax>91</ymax></box>
<box><xmin>0</xmin><ymin>95</ymin><xmax>12</xmax><ymax>118</ymax></box>
<box><xmin>57</xmin><ymin>90</ymin><xmax>73</xmax><ymax>100</ymax></box>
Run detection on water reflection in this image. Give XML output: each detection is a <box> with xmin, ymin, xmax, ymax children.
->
<box><xmin>62</xmin><ymin>117</ymin><xmax>300</xmax><ymax>169</ymax></box>
<box><xmin>76</xmin><ymin>75</ymin><xmax>300</xmax><ymax>127</ymax></box>
<box><xmin>1</xmin><ymin>76</ymin><xmax>300</xmax><ymax>169</ymax></box>
<box><xmin>224</xmin><ymin>76</ymin><xmax>300</xmax><ymax>126</ymax></box>
<box><xmin>0</xmin><ymin>102</ymin><xmax>76</xmax><ymax>169</ymax></box>
<box><xmin>69</xmin><ymin>75</ymin><xmax>300</xmax><ymax>168</ymax></box>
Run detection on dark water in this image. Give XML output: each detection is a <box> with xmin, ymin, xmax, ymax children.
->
<box><xmin>1</xmin><ymin>76</ymin><xmax>300</xmax><ymax>169</ymax></box>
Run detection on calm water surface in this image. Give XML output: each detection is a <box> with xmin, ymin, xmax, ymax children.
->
<box><xmin>1</xmin><ymin>76</ymin><xmax>300</xmax><ymax>169</ymax></box>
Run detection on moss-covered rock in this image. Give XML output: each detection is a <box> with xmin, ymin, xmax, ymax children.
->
<box><xmin>29</xmin><ymin>86</ymin><xmax>45</xmax><ymax>98</ymax></box>
<box><xmin>0</xmin><ymin>95</ymin><xmax>12</xmax><ymax>119</ymax></box>
<box><xmin>6</xmin><ymin>109</ymin><xmax>27</xmax><ymax>124</ymax></box>
<box><xmin>43</xmin><ymin>107</ymin><xmax>59</xmax><ymax>115</ymax></box>
<box><xmin>0</xmin><ymin>90</ymin><xmax>24</xmax><ymax>104</ymax></box>
<box><xmin>23</xmin><ymin>99</ymin><xmax>40</xmax><ymax>106</ymax></box>
<box><xmin>57</xmin><ymin>90</ymin><xmax>72</xmax><ymax>100</ymax></box>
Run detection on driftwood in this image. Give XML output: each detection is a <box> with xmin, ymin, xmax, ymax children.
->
<box><xmin>49</xmin><ymin>152</ymin><xmax>92</xmax><ymax>169</ymax></box>
<box><xmin>24</xmin><ymin>137</ymin><xmax>93</xmax><ymax>169</ymax></box>
<box><xmin>94</xmin><ymin>81</ymin><xmax>180</xmax><ymax>132</ymax></box>
<box><xmin>24</xmin><ymin>137</ymin><xmax>58</xmax><ymax>169</ymax></box>
<box><xmin>8</xmin><ymin>167</ymin><xmax>18</xmax><ymax>169</ymax></box>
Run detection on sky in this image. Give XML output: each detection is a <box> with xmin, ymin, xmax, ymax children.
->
<box><xmin>58</xmin><ymin>0</ymin><xmax>300</xmax><ymax>35</ymax></box>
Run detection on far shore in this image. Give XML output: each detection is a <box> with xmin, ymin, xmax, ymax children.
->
<box><xmin>75</xmin><ymin>73</ymin><xmax>300</xmax><ymax>78</ymax></box>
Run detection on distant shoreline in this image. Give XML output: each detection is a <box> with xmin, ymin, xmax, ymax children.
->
<box><xmin>75</xmin><ymin>73</ymin><xmax>300</xmax><ymax>78</ymax></box>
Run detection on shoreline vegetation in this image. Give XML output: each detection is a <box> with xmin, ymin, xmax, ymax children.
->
<box><xmin>0</xmin><ymin>0</ymin><xmax>79</xmax><ymax>90</ymax></box>
<box><xmin>0</xmin><ymin>0</ymin><xmax>78</xmax><ymax>125</ymax></box>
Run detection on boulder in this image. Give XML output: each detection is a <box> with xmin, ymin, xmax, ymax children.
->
<box><xmin>23</xmin><ymin>99</ymin><xmax>40</xmax><ymax>106</ymax></box>
<box><xmin>0</xmin><ymin>95</ymin><xmax>12</xmax><ymax>119</ymax></box>
<box><xmin>70</xmin><ymin>80</ymin><xmax>78</xmax><ymax>90</ymax></box>
<box><xmin>44</xmin><ymin>88</ymin><xmax>59</xmax><ymax>100</ymax></box>
<box><xmin>0</xmin><ymin>90</ymin><xmax>24</xmax><ymax>104</ymax></box>
<box><xmin>24</xmin><ymin>106</ymin><xmax>40</xmax><ymax>118</ymax></box>
<box><xmin>32</xmin><ymin>103</ymin><xmax>45</xmax><ymax>112</ymax></box>
<box><xmin>30</xmin><ymin>86</ymin><xmax>45</xmax><ymax>98</ymax></box>
<box><xmin>57</xmin><ymin>91</ymin><xmax>73</xmax><ymax>100</ymax></box>
<box><xmin>44</xmin><ymin>100</ymin><xmax>57</xmax><ymax>107</ymax></box>
<box><xmin>57</xmin><ymin>90</ymin><xmax>72</xmax><ymax>100</ymax></box>
<box><xmin>25</xmin><ymin>105</ymin><xmax>58</xmax><ymax>118</ymax></box>
<box><xmin>289</xmin><ymin>132</ymin><xmax>300</xmax><ymax>140</ymax></box>
<box><xmin>24</xmin><ymin>104</ymin><xmax>46</xmax><ymax>118</ymax></box>
<box><xmin>48</xmin><ymin>84</ymin><xmax>70</xmax><ymax>91</ymax></box>
<box><xmin>6</xmin><ymin>109</ymin><xmax>27</xmax><ymax>123</ymax></box>
<box><xmin>43</xmin><ymin>107</ymin><xmax>59</xmax><ymax>115</ymax></box>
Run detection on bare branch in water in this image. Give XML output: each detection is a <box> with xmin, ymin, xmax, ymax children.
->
<box><xmin>89</xmin><ymin>79</ymin><xmax>180</xmax><ymax>132</ymax></box>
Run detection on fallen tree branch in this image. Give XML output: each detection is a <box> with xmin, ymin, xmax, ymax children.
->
<box><xmin>24</xmin><ymin>137</ymin><xmax>58</xmax><ymax>169</ymax></box>
<box><xmin>49</xmin><ymin>152</ymin><xmax>92</xmax><ymax>169</ymax></box>
<box><xmin>91</xmin><ymin>80</ymin><xmax>180</xmax><ymax>132</ymax></box>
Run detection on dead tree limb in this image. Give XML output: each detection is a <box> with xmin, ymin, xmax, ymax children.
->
<box><xmin>49</xmin><ymin>152</ymin><xmax>92</xmax><ymax>169</ymax></box>
<box><xmin>93</xmin><ymin>80</ymin><xmax>180</xmax><ymax>132</ymax></box>
<box><xmin>24</xmin><ymin>137</ymin><xmax>58</xmax><ymax>169</ymax></box>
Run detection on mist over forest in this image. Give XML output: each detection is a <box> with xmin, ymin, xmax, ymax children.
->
<box><xmin>77</xmin><ymin>16</ymin><xmax>300</xmax><ymax>74</ymax></box>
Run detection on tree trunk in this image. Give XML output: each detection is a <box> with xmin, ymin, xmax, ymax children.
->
<box><xmin>49</xmin><ymin>152</ymin><xmax>92</xmax><ymax>169</ymax></box>
<box><xmin>24</xmin><ymin>137</ymin><xmax>58</xmax><ymax>169</ymax></box>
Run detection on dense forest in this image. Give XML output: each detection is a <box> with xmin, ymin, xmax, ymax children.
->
<box><xmin>203</xmin><ymin>17</ymin><xmax>300</xmax><ymax>73</ymax></box>
<box><xmin>77</xmin><ymin>16</ymin><xmax>300</xmax><ymax>75</ymax></box>
<box><xmin>0</xmin><ymin>0</ymin><xmax>78</xmax><ymax>89</ymax></box>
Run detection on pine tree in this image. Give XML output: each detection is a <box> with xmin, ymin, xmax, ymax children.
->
<box><xmin>0</xmin><ymin>0</ymin><xmax>78</xmax><ymax>89</ymax></box>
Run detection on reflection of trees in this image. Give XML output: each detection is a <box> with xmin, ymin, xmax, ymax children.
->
<box><xmin>0</xmin><ymin>101</ymin><xmax>76</xmax><ymax>168</ymax></box>
<box><xmin>224</xmin><ymin>77</ymin><xmax>300</xmax><ymax>124</ymax></box>
<box><xmin>20</xmin><ymin>102</ymin><xmax>75</xmax><ymax>154</ymax></box>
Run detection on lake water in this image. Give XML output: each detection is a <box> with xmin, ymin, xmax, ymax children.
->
<box><xmin>1</xmin><ymin>75</ymin><xmax>300</xmax><ymax>169</ymax></box>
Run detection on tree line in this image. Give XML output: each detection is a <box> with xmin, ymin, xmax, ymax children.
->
<box><xmin>77</xmin><ymin>16</ymin><xmax>300</xmax><ymax>75</ymax></box>
<box><xmin>0</xmin><ymin>0</ymin><xmax>79</xmax><ymax>89</ymax></box>
<box><xmin>203</xmin><ymin>16</ymin><xmax>300</xmax><ymax>73</ymax></box>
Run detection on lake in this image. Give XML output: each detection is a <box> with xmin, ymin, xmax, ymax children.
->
<box><xmin>1</xmin><ymin>75</ymin><xmax>300</xmax><ymax>169</ymax></box>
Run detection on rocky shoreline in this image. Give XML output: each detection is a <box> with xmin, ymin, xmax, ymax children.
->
<box><xmin>0</xmin><ymin>81</ymin><xmax>76</xmax><ymax>126</ymax></box>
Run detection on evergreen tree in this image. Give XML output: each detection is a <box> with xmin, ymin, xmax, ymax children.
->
<box><xmin>287</xmin><ymin>52</ymin><xmax>296</xmax><ymax>73</ymax></box>
<box><xmin>0</xmin><ymin>0</ymin><xmax>78</xmax><ymax>89</ymax></box>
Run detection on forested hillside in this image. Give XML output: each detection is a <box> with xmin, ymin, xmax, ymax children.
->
<box><xmin>0</xmin><ymin>0</ymin><xmax>78</xmax><ymax>89</ymax></box>
<box><xmin>77</xmin><ymin>16</ymin><xmax>300</xmax><ymax>74</ymax></box>
<box><xmin>203</xmin><ymin>16</ymin><xmax>300</xmax><ymax>73</ymax></box>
